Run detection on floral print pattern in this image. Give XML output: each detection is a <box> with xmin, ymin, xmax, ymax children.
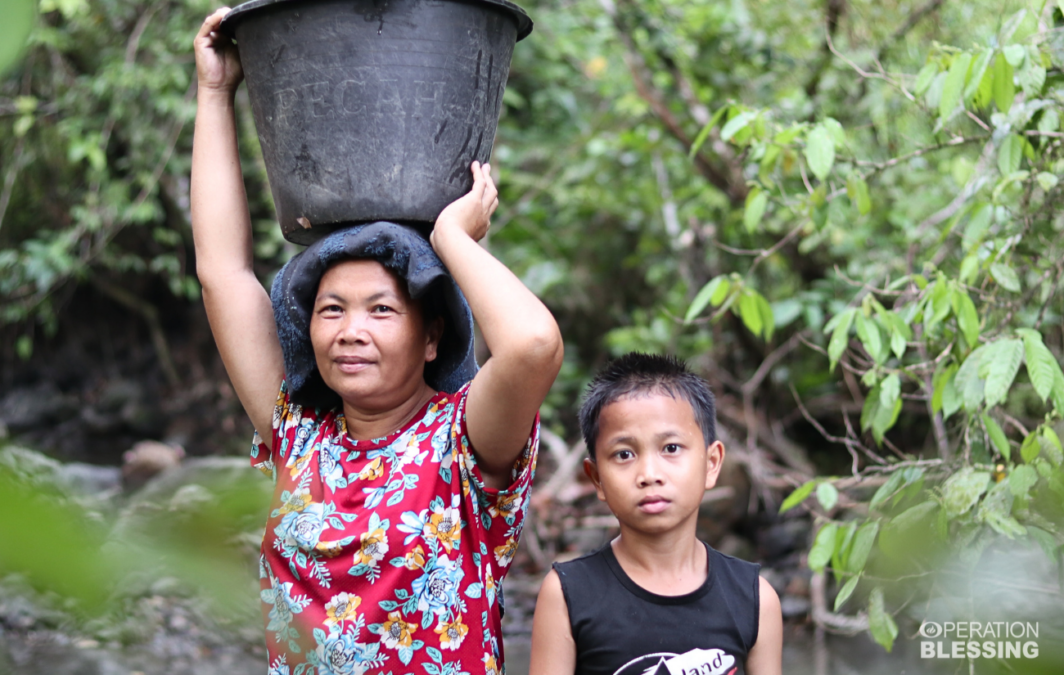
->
<box><xmin>251</xmin><ymin>382</ymin><xmax>537</xmax><ymax>675</ymax></box>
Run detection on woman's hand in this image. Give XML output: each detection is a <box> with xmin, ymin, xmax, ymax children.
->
<box><xmin>194</xmin><ymin>8</ymin><xmax>243</xmax><ymax>95</ymax></box>
<box><xmin>432</xmin><ymin>161</ymin><xmax>499</xmax><ymax>245</ymax></box>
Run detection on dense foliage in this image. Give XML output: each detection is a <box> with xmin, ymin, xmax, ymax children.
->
<box><xmin>3</xmin><ymin>0</ymin><xmax>1063</xmax><ymax>662</ymax></box>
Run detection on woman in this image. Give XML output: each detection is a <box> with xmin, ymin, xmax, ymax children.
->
<box><xmin>191</xmin><ymin>9</ymin><xmax>563</xmax><ymax>674</ymax></box>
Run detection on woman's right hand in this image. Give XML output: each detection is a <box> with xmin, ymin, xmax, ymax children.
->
<box><xmin>194</xmin><ymin>8</ymin><xmax>243</xmax><ymax>94</ymax></box>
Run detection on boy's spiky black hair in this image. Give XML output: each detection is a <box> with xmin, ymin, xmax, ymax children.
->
<box><xmin>579</xmin><ymin>352</ymin><xmax>716</xmax><ymax>459</ymax></box>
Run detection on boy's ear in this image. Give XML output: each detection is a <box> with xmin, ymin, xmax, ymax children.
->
<box><xmin>704</xmin><ymin>440</ymin><xmax>725</xmax><ymax>490</ymax></box>
<box><xmin>583</xmin><ymin>458</ymin><xmax>607</xmax><ymax>502</ymax></box>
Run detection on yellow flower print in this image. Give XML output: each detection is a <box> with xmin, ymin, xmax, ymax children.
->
<box><xmin>315</xmin><ymin>540</ymin><xmax>344</xmax><ymax>558</ymax></box>
<box><xmin>426</xmin><ymin>507</ymin><xmax>461</xmax><ymax>553</ymax></box>
<box><xmin>353</xmin><ymin>527</ymin><xmax>389</xmax><ymax>567</ymax></box>
<box><xmin>435</xmin><ymin>614</ymin><xmax>468</xmax><ymax>651</ymax></box>
<box><xmin>380</xmin><ymin>611</ymin><xmax>417</xmax><ymax>649</ymax></box>
<box><xmin>358</xmin><ymin>456</ymin><xmax>384</xmax><ymax>481</ymax></box>
<box><xmin>288</xmin><ymin>450</ymin><xmax>312</xmax><ymax>479</ymax></box>
<box><xmin>403</xmin><ymin>545</ymin><xmax>427</xmax><ymax>570</ymax></box>
<box><xmin>494</xmin><ymin>537</ymin><xmax>518</xmax><ymax>567</ymax></box>
<box><xmin>489</xmin><ymin>491</ymin><xmax>523</xmax><ymax>520</ymax></box>
<box><xmin>483</xmin><ymin>654</ymin><xmax>500</xmax><ymax>675</ymax></box>
<box><xmin>279</xmin><ymin>487</ymin><xmax>312</xmax><ymax>515</ymax></box>
<box><xmin>323</xmin><ymin>592</ymin><xmax>361</xmax><ymax>626</ymax></box>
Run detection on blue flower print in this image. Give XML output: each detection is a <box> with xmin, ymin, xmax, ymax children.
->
<box><xmin>268</xmin><ymin>654</ymin><xmax>291</xmax><ymax>675</ymax></box>
<box><xmin>319</xmin><ymin>439</ymin><xmax>348</xmax><ymax>491</ymax></box>
<box><xmin>315</xmin><ymin>631</ymin><xmax>385</xmax><ymax>675</ymax></box>
<box><xmin>412</xmin><ymin>554</ymin><xmax>465</xmax><ymax>627</ymax></box>
<box><xmin>277</xmin><ymin>502</ymin><xmax>325</xmax><ymax>551</ymax></box>
<box><xmin>262</xmin><ymin>576</ymin><xmax>311</xmax><ymax>646</ymax></box>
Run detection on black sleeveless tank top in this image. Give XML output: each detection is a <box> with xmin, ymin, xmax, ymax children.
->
<box><xmin>553</xmin><ymin>542</ymin><xmax>760</xmax><ymax>675</ymax></box>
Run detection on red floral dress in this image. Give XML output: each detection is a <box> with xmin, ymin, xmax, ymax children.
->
<box><xmin>250</xmin><ymin>381</ymin><xmax>537</xmax><ymax>675</ymax></box>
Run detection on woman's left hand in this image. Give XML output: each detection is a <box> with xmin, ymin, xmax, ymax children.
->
<box><xmin>433</xmin><ymin>161</ymin><xmax>498</xmax><ymax>243</ymax></box>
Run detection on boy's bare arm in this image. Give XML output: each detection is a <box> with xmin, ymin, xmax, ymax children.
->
<box><xmin>430</xmin><ymin>162</ymin><xmax>563</xmax><ymax>489</ymax></box>
<box><xmin>529</xmin><ymin>569</ymin><xmax>577</xmax><ymax>675</ymax></box>
<box><xmin>745</xmin><ymin>576</ymin><xmax>783</xmax><ymax>675</ymax></box>
<box><xmin>191</xmin><ymin>8</ymin><xmax>284</xmax><ymax>446</ymax></box>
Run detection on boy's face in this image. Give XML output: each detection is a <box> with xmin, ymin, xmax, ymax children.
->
<box><xmin>584</xmin><ymin>391</ymin><xmax>724</xmax><ymax>537</ymax></box>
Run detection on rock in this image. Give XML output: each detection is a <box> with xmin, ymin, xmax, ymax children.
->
<box><xmin>168</xmin><ymin>484</ymin><xmax>216</xmax><ymax>513</ymax></box>
<box><xmin>780</xmin><ymin>594</ymin><xmax>812</xmax><ymax>618</ymax></box>
<box><xmin>757</xmin><ymin>518</ymin><xmax>811</xmax><ymax>561</ymax></box>
<box><xmin>0</xmin><ymin>383</ymin><xmax>79</xmax><ymax>433</ymax></box>
<box><xmin>122</xmin><ymin>441</ymin><xmax>185</xmax><ymax>491</ymax></box>
<box><xmin>56</xmin><ymin>463</ymin><xmax>122</xmax><ymax>497</ymax></box>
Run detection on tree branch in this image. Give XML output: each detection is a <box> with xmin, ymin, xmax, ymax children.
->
<box><xmin>599</xmin><ymin>0</ymin><xmax>747</xmax><ymax>205</ymax></box>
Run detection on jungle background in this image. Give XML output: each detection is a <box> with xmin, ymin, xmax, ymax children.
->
<box><xmin>2</xmin><ymin>0</ymin><xmax>1064</xmax><ymax>673</ymax></box>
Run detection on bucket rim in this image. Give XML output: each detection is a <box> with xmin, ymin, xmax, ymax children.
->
<box><xmin>219</xmin><ymin>0</ymin><xmax>533</xmax><ymax>41</ymax></box>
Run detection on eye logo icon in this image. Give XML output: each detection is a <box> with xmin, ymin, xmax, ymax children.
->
<box><xmin>920</xmin><ymin>622</ymin><xmax>942</xmax><ymax>638</ymax></box>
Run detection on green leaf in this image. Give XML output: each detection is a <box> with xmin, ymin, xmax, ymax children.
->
<box><xmin>1017</xmin><ymin>57</ymin><xmax>1047</xmax><ymax>97</ymax></box>
<box><xmin>998</xmin><ymin>134</ymin><xmax>1024</xmax><ymax>176</ymax></box>
<box><xmin>1036</xmin><ymin>172</ymin><xmax>1059</xmax><ymax>191</ymax></box>
<box><xmin>989</xmin><ymin>261</ymin><xmax>1021</xmax><ymax>293</ymax></box>
<box><xmin>855</xmin><ymin>312</ymin><xmax>884</xmax><ymax>364</ymax></box>
<box><xmin>870</xmin><ymin>471</ymin><xmax>905</xmax><ymax>512</ymax></box>
<box><xmin>932</xmin><ymin>362</ymin><xmax>958</xmax><ymax>415</ymax></box>
<box><xmin>805</xmin><ymin>125</ymin><xmax>835</xmax><ymax>182</ymax></box>
<box><xmin>1052</xmin><ymin>367</ymin><xmax>1064</xmax><ymax>415</ymax></box>
<box><xmin>868</xmin><ymin>587</ymin><xmax>898</xmax><ymax>652</ymax></box>
<box><xmin>808</xmin><ymin>523</ymin><xmax>839</xmax><ymax>572</ymax></box>
<box><xmin>1008</xmin><ymin>464</ymin><xmax>1038</xmax><ymax>498</ymax></box>
<box><xmin>686</xmin><ymin>276</ymin><xmax>730</xmax><ymax>322</ymax></box>
<box><xmin>738</xmin><ymin>291</ymin><xmax>763</xmax><ymax>338</ymax></box>
<box><xmin>879</xmin><ymin>374</ymin><xmax>900</xmax><ymax>409</ymax></box>
<box><xmin>955</xmin><ymin>344</ymin><xmax>987</xmax><ymax>412</ymax></box>
<box><xmin>939</xmin><ymin>52</ymin><xmax>971</xmax><ymax>119</ymax></box>
<box><xmin>834</xmin><ymin>575</ymin><xmax>860</xmax><ymax>611</ymax></box>
<box><xmin>1017</xmin><ymin>328</ymin><xmax>1063</xmax><ymax>404</ymax></box>
<box><xmin>0</xmin><ymin>0</ymin><xmax>35</xmax><ymax>77</ymax></box>
<box><xmin>1038</xmin><ymin>109</ymin><xmax>1060</xmax><ymax>134</ymax></box>
<box><xmin>963</xmin><ymin>49</ymin><xmax>994</xmax><ymax>102</ymax></box>
<box><xmin>927</xmin><ymin>280</ymin><xmax>952</xmax><ymax>329</ymax></box>
<box><xmin>689</xmin><ymin>105</ymin><xmax>730</xmax><ymax>158</ymax></box>
<box><xmin>981</xmin><ymin>338</ymin><xmax>1023</xmax><ymax>407</ymax></box>
<box><xmin>951</xmin><ymin>287</ymin><xmax>980</xmax><ymax>348</ymax></box>
<box><xmin>1042</xmin><ymin>426</ymin><xmax>1063</xmax><ymax>465</ymax></box>
<box><xmin>1002</xmin><ymin>44</ymin><xmax>1026</xmax><ymax>67</ymax></box>
<box><xmin>1021</xmin><ymin>430</ymin><xmax>1041</xmax><ymax>463</ymax></box>
<box><xmin>846</xmin><ymin>173</ymin><xmax>871</xmax><ymax>215</ymax></box>
<box><xmin>828</xmin><ymin>309</ymin><xmax>856</xmax><ymax>372</ymax></box>
<box><xmin>993</xmin><ymin>52</ymin><xmax>1016</xmax><ymax>113</ymax></box>
<box><xmin>942</xmin><ymin>467</ymin><xmax>991</xmax><ymax>517</ymax></box>
<box><xmin>872</xmin><ymin>392</ymin><xmax>902</xmax><ymax>445</ymax></box>
<box><xmin>1027</xmin><ymin>526</ymin><xmax>1060</xmax><ymax>564</ymax></box>
<box><xmin>846</xmin><ymin>521</ymin><xmax>879</xmax><ymax>574</ymax></box>
<box><xmin>982</xmin><ymin>414</ymin><xmax>1010</xmax><ymax>461</ymax></box>
<box><xmin>720</xmin><ymin>111</ymin><xmax>756</xmax><ymax>143</ymax></box>
<box><xmin>756</xmin><ymin>293</ymin><xmax>775</xmax><ymax>341</ymax></box>
<box><xmin>743</xmin><ymin>187</ymin><xmax>768</xmax><ymax>232</ymax></box>
<box><xmin>779</xmin><ymin>480</ymin><xmax>818</xmax><ymax>513</ymax></box>
<box><xmin>817</xmin><ymin>482</ymin><xmax>839</xmax><ymax>511</ymax></box>
<box><xmin>913</xmin><ymin>62</ymin><xmax>938</xmax><ymax>96</ymax></box>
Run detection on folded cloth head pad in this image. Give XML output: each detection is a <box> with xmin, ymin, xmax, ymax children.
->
<box><xmin>270</xmin><ymin>222</ymin><xmax>478</xmax><ymax>409</ymax></box>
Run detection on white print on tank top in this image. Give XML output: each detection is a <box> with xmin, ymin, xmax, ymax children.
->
<box><xmin>612</xmin><ymin>647</ymin><xmax>737</xmax><ymax>675</ymax></box>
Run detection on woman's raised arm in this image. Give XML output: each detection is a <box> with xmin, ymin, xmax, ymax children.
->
<box><xmin>430</xmin><ymin>162</ymin><xmax>564</xmax><ymax>489</ymax></box>
<box><xmin>191</xmin><ymin>8</ymin><xmax>283</xmax><ymax>446</ymax></box>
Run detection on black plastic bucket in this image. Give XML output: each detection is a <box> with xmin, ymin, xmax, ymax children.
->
<box><xmin>220</xmin><ymin>0</ymin><xmax>532</xmax><ymax>244</ymax></box>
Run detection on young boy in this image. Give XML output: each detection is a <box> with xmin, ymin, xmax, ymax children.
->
<box><xmin>529</xmin><ymin>353</ymin><xmax>782</xmax><ymax>675</ymax></box>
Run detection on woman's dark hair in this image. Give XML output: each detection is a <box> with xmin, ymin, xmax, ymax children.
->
<box><xmin>578</xmin><ymin>352</ymin><xmax>716</xmax><ymax>459</ymax></box>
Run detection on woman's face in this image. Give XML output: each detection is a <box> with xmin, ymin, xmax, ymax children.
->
<box><xmin>310</xmin><ymin>259</ymin><xmax>441</xmax><ymax>411</ymax></box>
